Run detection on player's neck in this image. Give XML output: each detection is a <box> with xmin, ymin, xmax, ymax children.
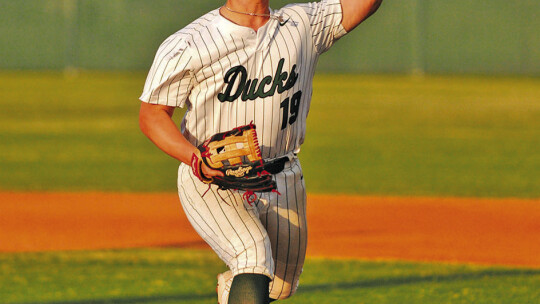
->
<box><xmin>221</xmin><ymin>0</ymin><xmax>271</xmax><ymax>31</ymax></box>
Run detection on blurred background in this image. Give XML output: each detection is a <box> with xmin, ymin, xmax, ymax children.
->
<box><xmin>1</xmin><ymin>0</ymin><xmax>538</xmax><ymax>74</ymax></box>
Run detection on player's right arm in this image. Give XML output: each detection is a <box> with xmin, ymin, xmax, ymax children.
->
<box><xmin>139</xmin><ymin>102</ymin><xmax>222</xmax><ymax>178</ymax></box>
<box><xmin>138</xmin><ymin>103</ymin><xmax>192</xmax><ymax>164</ymax></box>
<box><xmin>139</xmin><ymin>34</ymin><xmax>222</xmax><ymax>178</ymax></box>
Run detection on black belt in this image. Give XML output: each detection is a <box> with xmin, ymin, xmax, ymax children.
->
<box><xmin>263</xmin><ymin>156</ymin><xmax>290</xmax><ymax>174</ymax></box>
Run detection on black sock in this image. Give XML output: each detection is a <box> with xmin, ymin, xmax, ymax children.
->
<box><xmin>228</xmin><ymin>273</ymin><xmax>270</xmax><ymax>304</ymax></box>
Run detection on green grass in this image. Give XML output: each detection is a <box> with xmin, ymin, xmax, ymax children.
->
<box><xmin>304</xmin><ymin>74</ymin><xmax>540</xmax><ymax>197</ymax></box>
<box><xmin>0</xmin><ymin>248</ymin><xmax>539</xmax><ymax>304</ymax></box>
<box><xmin>0</xmin><ymin>72</ymin><xmax>539</xmax><ymax>197</ymax></box>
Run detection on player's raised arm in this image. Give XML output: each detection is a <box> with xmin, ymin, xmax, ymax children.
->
<box><xmin>340</xmin><ymin>0</ymin><xmax>383</xmax><ymax>32</ymax></box>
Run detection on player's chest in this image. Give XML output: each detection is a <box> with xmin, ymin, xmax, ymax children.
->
<box><xmin>193</xmin><ymin>24</ymin><xmax>311</xmax><ymax>88</ymax></box>
<box><xmin>216</xmin><ymin>56</ymin><xmax>299</xmax><ymax>102</ymax></box>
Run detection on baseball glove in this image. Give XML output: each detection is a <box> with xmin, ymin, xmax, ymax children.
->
<box><xmin>190</xmin><ymin>123</ymin><xmax>277</xmax><ymax>194</ymax></box>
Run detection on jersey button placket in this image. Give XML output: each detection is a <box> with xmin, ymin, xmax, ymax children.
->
<box><xmin>245</xmin><ymin>30</ymin><xmax>257</xmax><ymax>52</ymax></box>
<box><xmin>250</xmin><ymin>30</ymin><xmax>258</xmax><ymax>51</ymax></box>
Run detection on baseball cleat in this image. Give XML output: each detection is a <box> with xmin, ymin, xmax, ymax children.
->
<box><xmin>217</xmin><ymin>271</ymin><xmax>233</xmax><ymax>304</ymax></box>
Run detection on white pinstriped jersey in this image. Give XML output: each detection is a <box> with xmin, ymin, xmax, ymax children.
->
<box><xmin>140</xmin><ymin>0</ymin><xmax>347</xmax><ymax>159</ymax></box>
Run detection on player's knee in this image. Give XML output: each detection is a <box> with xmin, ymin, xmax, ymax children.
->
<box><xmin>269</xmin><ymin>279</ymin><xmax>298</xmax><ymax>300</ymax></box>
<box><xmin>234</xmin><ymin>235</ymin><xmax>272</xmax><ymax>268</ymax></box>
<box><xmin>270</xmin><ymin>290</ymin><xmax>294</xmax><ymax>301</ymax></box>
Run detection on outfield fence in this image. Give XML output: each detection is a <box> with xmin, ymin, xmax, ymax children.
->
<box><xmin>1</xmin><ymin>0</ymin><xmax>538</xmax><ymax>75</ymax></box>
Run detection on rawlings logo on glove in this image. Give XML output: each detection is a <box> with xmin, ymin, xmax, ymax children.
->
<box><xmin>190</xmin><ymin>123</ymin><xmax>278</xmax><ymax>202</ymax></box>
<box><xmin>226</xmin><ymin>166</ymin><xmax>252</xmax><ymax>177</ymax></box>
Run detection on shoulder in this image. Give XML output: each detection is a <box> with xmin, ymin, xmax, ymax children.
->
<box><xmin>278</xmin><ymin>1</ymin><xmax>333</xmax><ymax>14</ymax></box>
<box><xmin>279</xmin><ymin>1</ymin><xmax>342</xmax><ymax>16</ymax></box>
<box><xmin>277</xmin><ymin>2</ymin><xmax>312</xmax><ymax>20</ymax></box>
<box><xmin>157</xmin><ymin>9</ymin><xmax>221</xmax><ymax>59</ymax></box>
<box><xmin>275</xmin><ymin>0</ymin><xmax>342</xmax><ymax>25</ymax></box>
<box><xmin>175</xmin><ymin>9</ymin><xmax>221</xmax><ymax>38</ymax></box>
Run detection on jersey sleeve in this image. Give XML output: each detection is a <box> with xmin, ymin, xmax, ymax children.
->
<box><xmin>298</xmin><ymin>0</ymin><xmax>348</xmax><ymax>54</ymax></box>
<box><xmin>139</xmin><ymin>35</ymin><xmax>194</xmax><ymax>108</ymax></box>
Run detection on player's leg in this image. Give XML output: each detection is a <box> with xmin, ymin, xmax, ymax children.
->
<box><xmin>260</xmin><ymin>158</ymin><xmax>307</xmax><ymax>300</ymax></box>
<box><xmin>228</xmin><ymin>273</ymin><xmax>270</xmax><ymax>304</ymax></box>
<box><xmin>218</xmin><ymin>270</ymin><xmax>272</xmax><ymax>304</ymax></box>
<box><xmin>177</xmin><ymin>164</ymin><xmax>275</xmax><ymax>303</ymax></box>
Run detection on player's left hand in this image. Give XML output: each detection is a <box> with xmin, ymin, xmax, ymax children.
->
<box><xmin>201</xmin><ymin>162</ymin><xmax>225</xmax><ymax>179</ymax></box>
<box><xmin>190</xmin><ymin>124</ymin><xmax>277</xmax><ymax>193</ymax></box>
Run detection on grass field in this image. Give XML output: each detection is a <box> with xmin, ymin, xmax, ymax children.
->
<box><xmin>1</xmin><ymin>72</ymin><xmax>539</xmax><ymax>303</ymax></box>
<box><xmin>1</xmin><ymin>249</ymin><xmax>539</xmax><ymax>304</ymax></box>
<box><xmin>0</xmin><ymin>72</ymin><xmax>539</xmax><ymax>197</ymax></box>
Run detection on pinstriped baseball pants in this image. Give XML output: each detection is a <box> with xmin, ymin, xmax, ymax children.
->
<box><xmin>177</xmin><ymin>157</ymin><xmax>307</xmax><ymax>301</ymax></box>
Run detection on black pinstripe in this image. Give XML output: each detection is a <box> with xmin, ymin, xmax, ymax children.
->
<box><xmin>229</xmin><ymin>190</ymin><xmax>266</xmax><ymax>273</ymax></box>
<box><xmin>226</xmin><ymin>33</ymin><xmax>242</xmax><ymax>129</ymax></box>
<box><xmin>186</xmin><ymin>31</ymin><xmax>205</xmax><ymax>142</ymax></box>
<box><xmin>289</xmin><ymin>161</ymin><xmax>303</xmax><ymax>294</ymax></box>
<box><xmin>278</xmin><ymin>8</ymin><xmax>305</xmax><ymax>156</ymax></box>
<box><xmin>146</xmin><ymin>36</ymin><xmax>181</xmax><ymax>88</ymax></box>
<box><xmin>274</xmin><ymin>170</ymin><xmax>288</xmax><ymax>297</ymax></box>
<box><xmin>164</xmin><ymin>55</ymin><xmax>191</xmax><ymax>106</ymax></box>
<box><xmin>239</xmin><ymin>37</ymin><xmax>250</xmax><ymax>126</ymax></box>
<box><xmin>214</xmin><ymin>28</ymin><xmax>232</xmax><ymax>132</ymax></box>
<box><xmin>178</xmin><ymin>166</ymin><xmax>233</xmax><ymax>260</ymax></box>
<box><xmin>272</xmin><ymin>27</ymin><xmax>287</xmax><ymax>156</ymax></box>
<box><xmin>264</xmin><ymin>36</ymin><xmax>277</xmax><ymax>159</ymax></box>
<box><xmin>206</xmin><ymin>188</ymin><xmax>248</xmax><ymax>271</ymax></box>
<box><xmin>185</xmin><ymin>170</ymin><xmax>239</xmax><ymax>259</ymax></box>
<box><xmin>195</xmin><ymin>29</ymin><xmax>215</xmax><ymax>139</ymax></box>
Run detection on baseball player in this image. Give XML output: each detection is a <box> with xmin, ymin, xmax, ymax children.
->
<box><xmin>139</xmin><ymin>0</ymin><xmax>382</xmax><ymax>303</ymax></box>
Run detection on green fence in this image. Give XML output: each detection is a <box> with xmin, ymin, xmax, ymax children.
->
<box><xmin>1</xmin><ymin>0</ymin><xmax>538</xmax><ymax>75</ymax></box>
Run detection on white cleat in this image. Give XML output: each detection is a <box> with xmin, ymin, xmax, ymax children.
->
<box><xmin>217</xmin><ymin>271</ymin><xmax>233</xmax><ymax>304</ymax></box>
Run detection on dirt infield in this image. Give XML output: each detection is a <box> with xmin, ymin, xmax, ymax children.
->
<box><xmin>1</xmin><ymin>192</ymin><xmax>539</xmax><ymax>267</ymax></box>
